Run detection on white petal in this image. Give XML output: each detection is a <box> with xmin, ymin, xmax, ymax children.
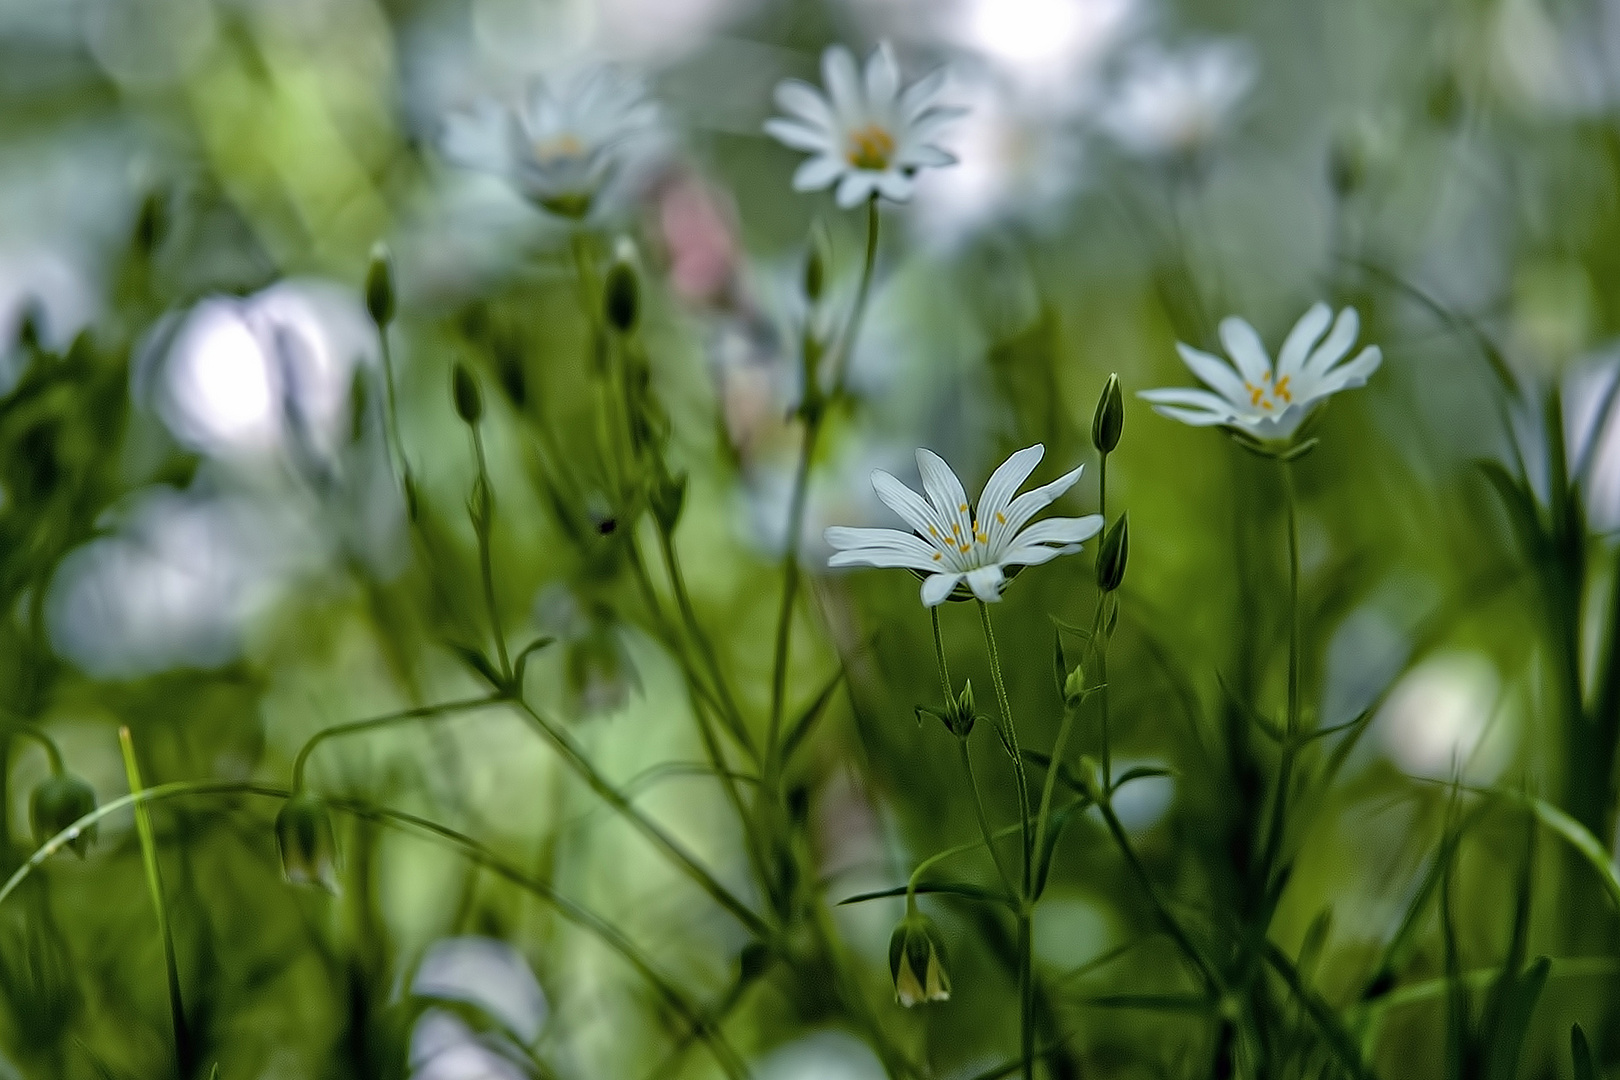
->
<box><xmin>441</xmin><ymin>100</ymin><xmax>517</xmax><ymax>175</ymax></box>
<box><xmin>1303</xmin><ymin>307</ymin><xmax>1360</xmax><ymax>379</ymax></box>
<box><xmin>825</xmin><ymin>528</ymin><xmax>943</xmax><ymax>571</ymax></box>
<box><xmin>1308</xmin><ymin>345</ymin><xmax>1381</xmax><ymax>396</ymax></box>
<box><xmin>792</xmin><ymin>155</ymin><xmax>845</xmax><ymax>191</ymax></box>
<box><xmin>998</xmin><ymin>542</ymin><xmax>1081</xmax><ymax>568</ymax></box>
<box><xmin>1138</xmin><ymin>386</ymin><xmax>1237</xmax><ymax>414</ymax></box>
<box><xmin>822</xmin><ymin>45</ymin><xmax>863</xmax><ymax>120</ymax></box>
<box><xmin>872</xmin><ymin>469</ymin><xmax>947</xmax><ymax>540</ymax></box>
<box><xmin>899</xmin><ymin>68</ymin><xmax>948</xmax><ymax>120</ymax></box>
<box><xmin>976</xmin><ymin>444</ymin><xmax>1044</xmax><ymax>546</ymax></box>
<box><xmin>916</xmin><ymin>449</ymin><xmax>973</xmax><ymax>544</ymax></box>
<box><xmin>1007</xmin><ymin>515</ymin><xmax>1104</xmax><ymax>550</ymax></box>
<box><xmin>921</xmin><ymin>572</ymin><xmax>961</xmax><ymax>607</ymax></box>
<box><xmin>1000</xmin><ymin>464</ymin><xmax>1084</xmax><ymax>539</ymax></box>
<box><xmin>774</xmin><ymin>80</ymin><xmax>835</xmax><ymax>128</ymax></box>
<box><xmin>897</xmin><ymin>143</ymin><xmax>955</xmax><ymax>168</ymax></box>
<box><xmin>966</xmin><ymin>564</ymin><xmax>1005</xmax><ymax>602</ymax></box>
<box><xmin>865</xmin><ymin>42</ymin><xmax>900</xmax><ymax>109</ymax></box>
<box><xmin>1217</xmin><ymin>317</ymin><xmax>1273</xmax><ymax>385</ymax></box>
<box><xmin>1150</xmin><ymin>403</ymin><xmax>1231</xmax><ymax>426</ymax></box>
<box><xmin>1275</xmin><ymin>303</ymin><xmax>1331</xmax><ymax>381</ymax></box>
<box><xmin>1175</xmin><ymin>342</ymin><xmax>1248</xmax><ymax>405</ymax></box>
<box><xmin>835</xmin><ymin>172</ymin><xmax>877</xmax><ymax>208</ymax></box>
<box><xmin>874</xmin><ymin>170</ymin><xmax>914</xmax><ymax>202</ymax></box>
<box><xmin>764</xmin><ymin>118</ymin><xmax>831</xmax><ymax>153</ymax></box>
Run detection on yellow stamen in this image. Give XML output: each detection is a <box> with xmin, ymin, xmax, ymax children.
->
<box><xmin>932</xmin><ymin>552</ymin><xmax>941</xmax><ymax>561</ymax></box>
<box><xmin>1247</xmin><ymin>383</ymin><xmax>1264</xmax><ymax>407</ymax></box>
<box><xmin>951</xmin><ymin>523</ymin><xmax>961</xmax><ymax>537</ymax></box>
<box><xmin>975</xmin><ymin>531</ymin><xmax>988</xmax><ymax>544</ymax></box>
<box><xmin>1275</xmin><ymin>375</ymin><xmax>1292</xmax><ymax>403</ymax></box>
<box><xmin>846</xmin><ymin>124</ymin><xmax>896</xmax><ymax>170</ymax></box>
<box><xmin>995</xmin><ymin>512</ymin><xmax>1006</xmax><ymax>524</ymax></box>
<box><xmin>958</xmin><ymin>504</ymin><xmax>968</xmax><ymax>513</ymax></box>
<box><xmin>534</xmin><ymin>132</ymin><xmax>585</xmax><ymax>164</ymax></box>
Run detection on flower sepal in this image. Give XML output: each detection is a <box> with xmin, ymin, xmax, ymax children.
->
<box><xmin>916</xmin><ymin>680</ymin><xmax>981</xmax><ymax>738</ymax></box>
<box><xmin>30</xmin><ymin>773</ymin><xmax>98</xmax><ymax>858</ymax></box>
<box><xmin>276</xmin><ymin>792</ymin><xmax>340</xmax><ymax>893</ymax></box>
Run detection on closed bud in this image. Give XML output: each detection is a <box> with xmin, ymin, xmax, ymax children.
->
<box><xmin>651</xmin><ymin>469</ymin><xmax>687</xmax><ymax>533</ymax></box>
<box><xmin>803</xmin><ymin>222</ymin><xmax>829</xmax><ymax>303</ymax></box>
<box><xmin>275</xmin><ymin>793</ymin><xmax>339</xmax><ymax>892</ymax></box>
<box><xmin>604</xmin><ymin>258</ymin><xmax>639</xmax><ymax>333</ymax></box>
<box><xmin>452</xmin><ymin>362</ymin><xmax>483</xmax><ymax>425</ymax></box>
<box><xmin>365</xmin><ymin>242</ymin><xmax>396</xmax><ymax>326</ymax></box>
<box><xmin>1092</xmin><ymin>373</ymin><xmax>1123</xmax><ymax>454</ymax></box>
<box><xmin>1063</xmin><ymin>662</ymin><xmax>1086</xmax><ymax>708</ymax></box>
<box><xmin>30</xmin><ymin>774</ymin><xmax>97</xmax><ymax>857</ymax></box>
<box><xmin>889</xmin><ymin>910</ymin><xmax>951</xmax><ymax>1007</ymax></box>
<box><xmin>1096</xmin><ymin>513</ymin><xmax>1128</xmax><ymax>593</ymax></box>
<box><xmin>945</xmin><ymin>680</ymin><xmax>976</xmax><ymax>738</ymax></box>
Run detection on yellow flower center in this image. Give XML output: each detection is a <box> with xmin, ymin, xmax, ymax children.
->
<box><xmin>1244</xmin><ymin>372</ymin><xmax>1294</xmax><ymax>413</ymax></box>
<box><xmin>534</xmin><ymin>132</ymin><xmax>585</xmax><ymax>165</ymax></box>
<box><xmin>846</xmin><ymin>124</ymin><xmax>896</xmax><ymax>170</ymax></box>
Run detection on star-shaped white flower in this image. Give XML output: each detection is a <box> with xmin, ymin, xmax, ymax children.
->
<box><xmin>765</xmin><ymin>43</ymin><xmax>964</xmax><ymax>209</ymax></box>
<box><xmin>442</xmin><ymin>67</ymin><xmax>657</xmax><ymax>219</ymax></box>
<box><xmin>826</xmin><ymin>445</ymin><xmax>1103</xmax><ymax>607</ymax></box>
<box><xmin>1139</xmin><ymin>304</ymin><xmax>1382</xmax><ymax>443</ymax></box>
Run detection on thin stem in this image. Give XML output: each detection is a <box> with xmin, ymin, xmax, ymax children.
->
<box><xmin>931</xmin><ymin>606</ymin><xmax>953</xmax><ymax>700</ymax></box>
<box><xmin>12</xmin><ymin>726</ymin><xmax>62</xmax><ymax>776</ymax></box>
<box><xmin>376</xmin><ymin>321</ymin><xmax>407</xmax><ymax>481</ymax></box>
<box><xmin>291</xmin><ymin>696</ymin><xmax>501</xmax><ymax>791</ymax></box>
<box><xmin>511</xmin><ymin>696</ymin><xmax>769</xmax><ymax>939</ymax></box>
<box><xmin>1282</xmin><ymin>460</ymin><xmax>1301</xmax><ymax>737</ymax></box>
<box><xmin>1018</xmin><ymin>910</ymin><xmax>1035</xmax><ymax>1080</ymax></box>
<box><xmin>1096</xmin><ymin>796</ymin><xmax>1220</xmax><ymax>993</ymax></box>
<box><xmin>829</xmin><ymin>195</ymin><xmax>882</xmax><ymax>393</ymax></box>
<box><xmin>471</xmin><ymin>425</ymin><xmax>511</xmax><ymax>681</ymax></box>
<box><xmin>117</xmin><ymin>727</ymin><xmax>192</xmax><ymax>1079</ymax></box>
<box><xmin>655</xmin><ymin>527</ymin><xmax>755</xmax><ymax>760</ymax></box>
<box><xmin>977</xmin><ymin>601</ymin><xmax>1032</xmax><ymax>893</ymax></box>
<box><xmin>1098</xmin><ymin>452</ymin><xmax>1109</xmax><ymax>524</ymax></box>
<box><xmin>960</xmin><ymin>739</ymin><xmax>1017</xmax><ymax>900</ymax></box>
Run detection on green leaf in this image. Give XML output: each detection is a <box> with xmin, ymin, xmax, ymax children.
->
<box><xmin>1483</xmin><ymin>957</ymin><xmax>1550</xmax><ymax>1080</ymax></box>
<box><xmin>781</xmin><ymin>667</ymin><xmax>847</xmax><ymax>764</ymax></box>
<box><xmin>835</xmin><ymin>882</ymin><xmax>1015</xmax><ymax>909</ymax></box>
<box><xmin>1573</xmin><ymin>1024</ymin><xmax>1597</xmax><ymax>1080</ymax></box>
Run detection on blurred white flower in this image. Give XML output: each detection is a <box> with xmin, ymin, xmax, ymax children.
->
<box><xmin>1140</xmin><ymin>304</ymin><xmax>1381</xmax><ymax>444</ymax></box>
<box><xmin>409</xmin><ymin>1009</ymin><xmax>528</xmax><ymax>1080</ymax></box>
<box><xmin>1377</xmin><ymin>652</ymin><xmax>1507</xmax><ymax>780</ymax></box>
<box><xmin>1100</xmin><ymin>41</ymin><xmax>1256</xmax><ymax>158</ymax></box>
<box><xmin>46</xmin><ymin>487</ymin><xmax>308</xmax><ymax>677</ymax></box>
<box><xmin>146</xmin><ymin>280</ymin><xmax>373</xmax><ymax>461</ymax></box>
<box><xmin>413</xmin><ymin>937</ymin><xmax>549</xmax><ymax>1045</ymax></box>
<box><xmin>1108</xmin><ymin>759</ymin><xmax>1175</xmax><ymax>832</ymax></box>
<box><xmin>765</xmin><ymin>43</ymin><xmax>964</xmax><ymax>209</ymax></box>
<box><xmin>826</xmin><ymin>444</ymin><xmax>1101</xmax><ymax>606</ymax></box>
<box><xmin>758</xmin><ymin>1032</ymin><xmax>886</xmax><ymax>1080</ymax></box>
<box><xmin>0</xmin><ymin>249</ymin><xmax>96</xmax><ymax>373</ymax></box>
<box><xmin>953</xmin><ymin>0</ymin><xmax>1136</xmax><ymax>92</ymax></box>
<box><xmin>442</xmin><ymin>67</ymin><xmax>658</xmax><ymax>219</ymax></box>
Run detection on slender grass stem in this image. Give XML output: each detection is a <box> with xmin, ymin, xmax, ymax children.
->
<box><xmin>961</xmin><ymin>737</ymin><xmax>1017</xmax><ymax>901</ymax></box>
<box><xmin>977</xmin><ymin>601</ymin><xmax>1032</xmax><ymax>891</ymax></box>
<box><xmin>655</xmin><ymin>527</ymin><xmax>755</xmax><ymax>759</ymax></box>
<box><xmin>375</xmin><ymin>320</ymin><xmax>407</xmax><ymax>481</ymax></box>
<box><xmin>291</xmin><ymin>696</ymin><xmax>501</xmax><ymax>791</ymax></box>
<box><xmin>470</xmin><ymin>424</ymin><xmax>511</xmax><ymax>681</ymax></box>
<box><xmin>117</xmin><ymin>727</ymin><xmax>192</xmax><ymax>1080</ymax></box>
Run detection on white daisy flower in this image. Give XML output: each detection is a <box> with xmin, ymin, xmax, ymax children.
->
<box><xmin>1139</xmin><ymin>303</ymin><xmax>1382</xmax><ymax>444</ymax></box>
<box><xmin>1100</xmin><ymin>41</ymin><xmax>1256</xmax><ymax>158</ymax></box>
<box><xmin>442</xmin><ymin>67</ymin><xmax>657</xmax><ymax>219</ymax></box>
<box><xmin>765</xmin><ymin>43</ymin><xmax>964</xmax><ymax>209</ymax></box>
<box><xmin>825</xmin><ymin>444</ymin><xmax>1103</xmax><ymax>607</ymax></box>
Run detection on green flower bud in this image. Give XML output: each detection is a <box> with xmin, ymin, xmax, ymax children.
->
<box><xmin>1092</xmin><ymin>373</ymin><xmax>1123</xmax><ymax>454</ymax></box>
<box><xmin>651</xmin><ymin>469</ymin><xmax>687</xmax><ymax>533</ymax></box>
<box><xmin>365</xmin><ymin>242</ymin><xmax>396</xmax><ymax>327</ymax></box>
<box><xmin>452</xmin><ymin>362</ymin><xmax>483</xmax><ymax>425</ymax></box>
<box><xmin>889</xmin><ymin>910</ymin><xmax>951</xmax><ymax>1007</ymax></box>
<box><xmin>604</xmin><ymin>258</ymin><xmax>639</xmax><ymax>333</ymax></box>
<box><xmin>945</xmin><ymin>680</ymin><xmax>977</xmax><ymax>738</ymax></box>
<box><xmin>1096</xmin><ymin>513</ymin><xmax>1128</xmax><ymax>593</ymax></box>
<box><xmin>1063</xmin><ymin>662</ymin><xmax>1086</xmax><ymax>708</ymax></box>
<box><xmin>275</xmin><ymin>793</ymin><xmax>339</xmax><ymax>892</ymax></box>
<box><xmin>30</xmin><ymin>774</ymin><xmax>98</xmax><ymax>857</ymax></box>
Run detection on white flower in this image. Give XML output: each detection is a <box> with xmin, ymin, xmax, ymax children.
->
<box><xmin>825</xmin><ymin>445</ymin><xmax>1102</xmax><ymax>606</ymax></box>
<box><xmin>1100</xmin><ymin>41</ymin><xmax>1256</xmax><ymax>157</ymax></box>
<box><xmin>442</xmin><ymin>67</ymin><xmax>657</xmax><ymax>219</ymax></box>
<box><xmin>1139</xmin><ymin>304</ymin><xmax>1382</xmax><ymax>443</ymax></box>
<box><xmin>765</xmin><ymin>43</ymin><xmax>964</xmax><ymax>208</ymax></box>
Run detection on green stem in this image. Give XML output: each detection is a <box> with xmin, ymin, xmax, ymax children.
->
<box><xmin>958</xmin><ymin>740</ymin><xmax>1018</xmax><ymax>899</ymax></box>
<box><xmin>655</xmin><ymin>527</ymin><xmax>756</xmax><ymax>760</ymax></box>
<box><xmin>1018</xmin><ymin>910</ymin><xmax>1035</xmax><ymax>1080</ymax></box>
<box><xmin>117</xmin><ymin>727</ymin><xmax>192</xmax><ymax>1079</ymax></box>
<box><xmin>977</xmin><ymin>601</ymin><xmax>1032</xmax><ymax>892</ymax></box>
<box><xmin>471</xmin><ymin>424</ymin><xmax>511</xmax><ymax>681</ymax></box>
<box><xmin>829</xmin><ymin>195</ymin><xmax>881</xmax><ymax>393</ymax></box>
<box><xmin>376</xmin><ymin>321</ymin><xmax>407</xmax><ymax>481</ymax></box>
<box><xmin>291</xmin><ymin>696</ymin><xmax>501</xmax><ymax>791</ymax></box>
<box><xmin>931</xmin><ymin>607</ymin><xmax>952</xmax><ymax>699</ymax></box>
<box><xmin>1282</xmin><ymin>461</ymin><xmax>1301</xmax><ymax>737</ymax></box>
<box><xmin>12</xmin><ymin>725</ymin><xmax>62</xmax><ymax>776</ymax></box>
<box><xmin>512</xmin><ymin>696</ymin><xmax>768</xmax><ymax>939</ymax></box>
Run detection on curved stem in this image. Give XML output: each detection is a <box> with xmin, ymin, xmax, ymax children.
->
<box><xmin>511</xmin><ymin>695</ymin><xmax>769</xmax><ymax>939</ymax></box>
<box><xmin>12</xmin><ymin>725</ymin><xmax>63</xmax><ymax>776</ymax></box>
<box><xmin>291</xmin><ymin>696</ymin><xmax>501</xmax><ymax>791</ymax></box>
<box><xmin>910</xmin><ymin>785</ymin><xmax>1024</xmax><ymax>902</ymax></box>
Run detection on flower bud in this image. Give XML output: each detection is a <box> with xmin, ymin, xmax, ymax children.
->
<box><xmin>888</xmin><ymin>910</ymin><xmax>950</xmax><ymax>1007</ymax></box>
<box><xmin>1092</xmin><ymin>373</ymin><xmax>1123</xmax><ymax>454</ymax></box>
<box><xmin>365</xmin><ymin>242</ymin><xmax>396</xmax><ymax>327</ymax></box>
<box><xmin>30</xmin><ymin>774</ymin><xmax>97</xmax><ymax>857</ymax></box>
<box><xmin>1063</xmin><ymin>662</ymin><xmax>1086</xmax><ymax>708</ymax></box>
<box><xmin>651</xmin><ymin>469</ymin><xmax>687</xmax><ymax>533</ymax></box>
<box><xmin>1096</xmin><ymin>513</ymin><xmax>1128</xmax><ymax>593</ymax></box>
<box><xmin>604</xmin><ymin>258</ymin><xmax>639</xmax><ymax>333</ymax></box>
<box><xmin>275</xmin><ymin>793</ymin><xmax>339</xmax><ymax>892</ymax></box>
<box><xmin>452</xmin><ymin>362</ymin><xmax>483</xmax><ymax>425</ymax></box>
<box><xmin>944</xmin><ymin>680</ymin><xmax>977</xmax><ymax>738</ymax></box>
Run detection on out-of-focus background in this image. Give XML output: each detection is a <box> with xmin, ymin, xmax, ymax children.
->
<box><xmin>4</xmin><ymin>0</ymin><xmax>1620</xmax><ymax>1077</ymax></box>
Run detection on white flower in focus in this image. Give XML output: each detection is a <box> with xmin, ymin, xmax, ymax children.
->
<box><xmin>1101</xmin><ymin>41</ymin><xmax>1256</xmax><ymax>158</ymax></box>
<box><xmin>442</xmin><ymin>67</ymin><xmax>657</xmax><ymax>219</ymax></box>
<box><xmin>765</xmin><ymin>43</ymin><xmax>964</xmax><ymax>208</ymax></box>
<box><xmin>825</xmin><ymin>444</ymin><xmax>1102</xmax><ymax>606</ymax></box>
<box><xmin>1139</xmin><ymin>304</ymin><xmax>1382</xmax><ymax>444</ymax></box>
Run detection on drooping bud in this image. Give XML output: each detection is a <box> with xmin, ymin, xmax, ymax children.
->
<box><xmin>604</xmin><ymin>255</ymin><xmax>639</xmax><ymax>333</ymax></box>
<box><xmin>30</xmin><ymin>774</ymin><xmax>97</xmax><ymax>857</ymax></box>
<box><xmin>1092</xmin><ymin>373</ymin><xmax>1123</xmax><ymax>454</ymax></box>
<box><xmin>1096</xmin><ymin>513</ymin><xmax>1129</xmax><ymax>593</ymax></box>
<box><xmin>275</xmin><ymin>793</ymin><xmax>339</xmax><ymax>892</ymax></box>
<box><xmin>365</xmin><ymin>242</ymin><xmax>396</xmax><ymax>327</ymax></box>
<box><xmin>888</xmin><ymin>910</ymin><xmax>951</xmax><ymax>1007</ymax></box>
<box><xmin>452</xmin><ymin>362</ymin><xmax>483</xmax><ymax>425</ymax></box>
<box><xmin>650</xmin><ymin>469</ymin><xmax>687</xmax><ymax>533</ymax></box>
